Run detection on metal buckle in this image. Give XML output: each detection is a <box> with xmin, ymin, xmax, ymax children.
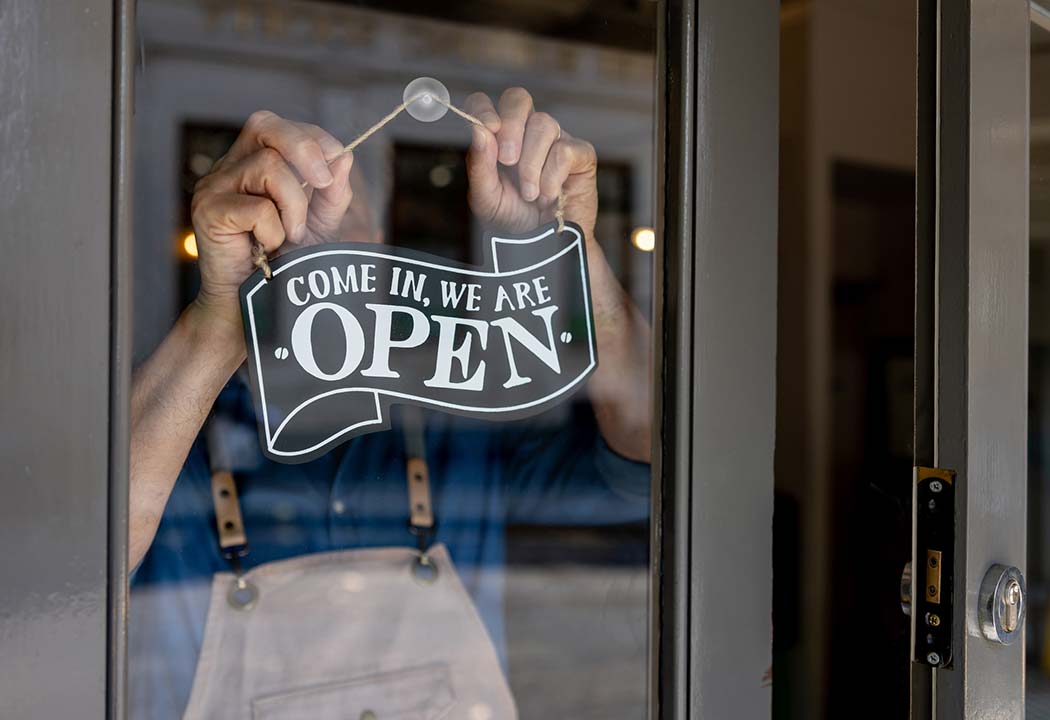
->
<box><xmin>227</xmin><ymin>575</ymin><xmax>259</xmax><ymax>611</ymax></box>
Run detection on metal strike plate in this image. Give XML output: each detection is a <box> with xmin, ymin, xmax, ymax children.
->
<box><xmin>912</xmin><ymin>466</ymin><xmax>955</xmax><ymax>668</ymax></box>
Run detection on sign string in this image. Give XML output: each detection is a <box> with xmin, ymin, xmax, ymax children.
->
<box><xmin>252</xmin><ymin>94</ymin><xmax>567</xmax><ymax>280</ymax></box>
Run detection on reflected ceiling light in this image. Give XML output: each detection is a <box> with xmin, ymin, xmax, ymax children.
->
<box><xmin>631</xmin><ymin>227</ymin><xmax>656</xmax><ymax>252</ymax></box>
<box><xmin>429</xmin><ymin>165</ymin><xmax>453</xmax><ymax>188</ymax></box>
<box><xmin>189</xmin><ymin>153</ymin><xmax>214</xmax><ymax>178</ymax></box>
<box><xmin>182</xmin><ymin>231</ymin><xmax>199</xmax><ymax>259</ymax></box>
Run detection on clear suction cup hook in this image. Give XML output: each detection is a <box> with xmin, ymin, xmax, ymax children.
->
<box><xmin>403</xmin><ymin>77</ymin><xmax>450</xmax><ymax>123</ymax></box>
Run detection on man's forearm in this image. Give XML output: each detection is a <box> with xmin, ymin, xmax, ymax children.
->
<box><xmin>128</xmin><ymin>302</ymin><xmax>245</xmax><ymax>567</ymax></box>
<box><xmin>585</xmin><ymin>238</ymin><xmax>652</xmax><ymax>463</ymax></box>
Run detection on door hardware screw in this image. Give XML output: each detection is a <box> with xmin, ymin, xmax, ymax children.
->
<box><xmin>929</xmin><ymin>557</ymin><xmax>938</xmax><ymax>568</ymax></box>
<box><xmin>927</xmin><ymin>652</ymin><xmax>941</xmax><ymax>665</ymax></box>
<box><xmin>928</xmin><ymin>585</ymin><xmax>937</xmax><ymax>596</ymax></box>
<box><xmin>926</xmin><ymin>613</ymin><xmax>941</xmax><ymax>627</ymax></box>
<box><xmin>929</xmin><ymin>480</ymin><xmax>943</xmax><ymax>493</ymax></box>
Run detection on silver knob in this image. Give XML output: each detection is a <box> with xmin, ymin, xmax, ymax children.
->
<box><xmin>978</xmin><ymin>564</ymin><xmax>1026</xmax><ymax>645</ymax></box>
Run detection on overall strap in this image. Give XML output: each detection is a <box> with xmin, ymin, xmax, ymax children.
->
<box><xmin>205</xmin><ymin>409</ymin><xmax>437</xmax><ymax>570</ymax></box>
<box><xmin>206</xmin><ymin>418</ymin><xmax>258</xmax><ymax>609</ymax></box>
<box><xmin>205</xmin><ymin>420</ymin><xmax>250</xmax><ymax>575</ymax></box>
<box><xmin>401</xmin><ymin>405</ymin><xmax>435</xmax><ymax>554</ymax></box>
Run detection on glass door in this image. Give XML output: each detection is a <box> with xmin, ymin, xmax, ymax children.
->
<box><xmin>122</xmin><ymin>1</ymin><xmax>778</xmax><ymax>719</ymax></box>
<box><xmin>0</xmin><ymin>2</ymin><xmax>780</xmax><ymax>718</ymax></box>
<box><xmin>911</xmin><ymin>0</ymin><xmax>1031</xmax><ymax>717</ymax></box>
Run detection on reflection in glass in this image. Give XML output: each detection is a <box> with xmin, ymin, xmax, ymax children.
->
<box><xmin>128</xmin><ymin>2</ymin><xmax>656</xmax><ymax>719</ymax></box>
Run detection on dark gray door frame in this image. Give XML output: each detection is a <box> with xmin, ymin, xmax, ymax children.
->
<box><xmin>652</xmin><ymin>0</ymin><xmax>778</xmax><ymax>717</ymax></box>
<box><xmin>0</xmin><ymin>0</ymin><xmax>132</xmax><ymax>718</ymax></box>
<box><xmin>109</xmin><ymin>0</ymin><xmax>135</xmax><ymax>718</ymax></box>
<box><xmin>914</xmin><ymin>0</ymin><xmax>1029</xmax><ymax>717</ymax></box>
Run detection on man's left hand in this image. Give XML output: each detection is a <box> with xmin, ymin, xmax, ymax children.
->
<box><xmin>464</xmin><ymin>88</ymin><xmax>598</xmax><ymax>239</ymax></box>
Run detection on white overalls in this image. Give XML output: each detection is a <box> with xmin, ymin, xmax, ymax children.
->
<box><xmin>183</xmin><ymin>410</ymin><xmax>517</xmax><ymax>720</ymax></box>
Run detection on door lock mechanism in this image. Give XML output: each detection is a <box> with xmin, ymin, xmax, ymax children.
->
<box><xmin>978</xmin><ymin>564</ymin><xmax>1026</xmax><ymax>645</ymax></box>
<box><xmin>912</xmin><ymin>467</ymin><xmax>956</xmax><ymax>667</ymax></box>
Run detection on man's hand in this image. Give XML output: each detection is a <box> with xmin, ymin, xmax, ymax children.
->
<box><xmin>465</xmin><ymin>88</ymin><xmax>650</xmax><ymax>463</ymax></box>
<box><xmin>189</xmin><ymin>111</ymin><xmax>354</xmax><ymax>331</ymax></box>
<box><xmin>464</xmin><ymin>88</ymin><xmax>597</xmax><ymax>239</ymax></box>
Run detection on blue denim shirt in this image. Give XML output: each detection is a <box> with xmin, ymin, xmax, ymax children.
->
<box><xmin>129</xmin><ymin>380</ymin><xmax>649</xmax><ymax>719</ymax></box>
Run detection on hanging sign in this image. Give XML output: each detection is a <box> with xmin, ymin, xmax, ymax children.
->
<box><xmin>240</xmin><ymin>222</ymin><xmax>597</xmax><ymax>463</ymax></box>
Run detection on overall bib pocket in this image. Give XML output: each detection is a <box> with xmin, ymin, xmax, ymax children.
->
<box><xmin>251</xmin><ymin>662</ymin><xmax>455</xmax><ymax>720</ymax></box>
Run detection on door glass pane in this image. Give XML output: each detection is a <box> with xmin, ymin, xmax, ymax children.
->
<box><xmin>127</xmin><ymin>3</ymin><xmax>656</xmax><ymax>718</ymax></box>
<box><xmin>1027</xmin><ymin>9</ymin><xmax>1050</xmax><ymax>716</ymax></box>
<box><xmin>773</xmin><ymin>2</ymin><xmax>917</xmax><ymax>717</ymax></box>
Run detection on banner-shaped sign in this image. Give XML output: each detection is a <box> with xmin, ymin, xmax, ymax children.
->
<box><xmin>240</xmin><ymin>222</ymin><xmax>597</xmax><ymax>463</ymax></box>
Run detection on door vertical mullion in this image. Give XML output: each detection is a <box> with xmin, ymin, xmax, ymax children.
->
<box><xmin>650</xmin><ymin>0</ymin><xmax>695</xmax><ymax>716</ymax></box>
<box><xmin>929</xmin><ymin>0</ymin><xmax>1030</xmax><ymax>717</ymax></box>
<box><xmin>108</xmin><ymin>0</ymin><xmax>135</xmax><ymax>718</ymax></box>
<box><xmin>651</xmin><ymin>0</ymin><xmax>778</xmax><ymax>717</ymax></box>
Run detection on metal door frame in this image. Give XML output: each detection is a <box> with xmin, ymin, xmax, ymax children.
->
<box><xmin>914</xmin><ymin>0</ymin><xmax>1030</xmax><ymax>716</ymax></box>
<box><xmin>652</xmin><ymin>0</ymin><xmax>778</xmax><ymax>718</ymax></box>
<box><xmin>0</xmin><ymin>0</ymin><xmax>129</xmax><ymax>717</ymax></box>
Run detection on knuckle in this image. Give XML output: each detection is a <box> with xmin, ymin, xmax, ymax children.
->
<box><xmin>501</xmin><ymin>86</ymin><xmax>532</xmax><ymax>107</ymax></box>
<box><xmin>245</xmin><ymin>109</ymin><xmax>275</xmax><ymax>131</ymax></box>
<box><xmin>242</xmin><ymin>197</ymin><xmax>276</xmax><ymax>230</ymax></box>
<box><xmin>192</xmin><ymin>173</ymin><xmax>214</xmax><ymax>196</ymax></box>
<box><xmin>189</xmin><ymin>191</ymin><xmax>209</xmax><ymax>222</ymax></box>
<box><xmin>255</xmin><ymin>146</ymin><xmax>284</xmax><ymax>171</ymax></box>
<box><xmin>294</xmin><ymin>136</ymin><xmax>320</xmax><ymax>159</ymax></box>
<box><xmin>553</xmin><ymin>141</ymin><xmax>573</xmax><ymax>165</ymax></box>
<box><xmin>530</xmin><ymin>111</ymin><xmax>557</xmax><ymax>134</ymax></box>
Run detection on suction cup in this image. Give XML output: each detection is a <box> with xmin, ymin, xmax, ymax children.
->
<box><xmin>403</xmin><ymin>77</ymin><xmax>450</xmax><ymax>123</ymax></box>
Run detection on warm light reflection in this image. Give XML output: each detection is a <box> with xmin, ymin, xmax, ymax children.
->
<box><xmin>631</xmin><ymin>227</ymin><xmax>655</xmax><ymax>252</ymax></box>
<box><xmin>182</xmin><ymin>232</ymin><xmax>198</xmax><ymax>258</ymax></box>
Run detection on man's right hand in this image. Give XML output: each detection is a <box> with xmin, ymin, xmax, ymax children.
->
<box><xmin>189</xmin><ymin>111</ymin><xmax>354</xmax><ymax>335</ymax></box>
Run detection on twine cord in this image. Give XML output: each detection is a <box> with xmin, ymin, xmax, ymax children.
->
<box><xmin>254</xmin><ymin>92</ymin><xmax>566</xmax><ymax>280</ymax></box>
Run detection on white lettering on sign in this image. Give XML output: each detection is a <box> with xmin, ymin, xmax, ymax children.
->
<box><xmin>286</xmin><ymin>264</ymin><xmax>377</xmax><ymax>306</ymax></box>
<box><xmin>290</xmin><ymin>303</ymin><xmax>366</xmax><ymax>381</ymax></box>
<box><xmin>361</xmin><ymin>304</ymin><xmax>430</xmax><ymax>379</ymax></box>
<box><xmin>424</xmin><ymin>316</ymin><xmax>490</xmax><ymax>391</ymax></box>
<box><xmin>286</xmin><ymin>301</ymin><xmax>561</xmax><ymax>389</ymax></box>
<box><xmin>242</xmin><ymin>222</ymin><xmax>597</xmax><ymax>462</ymax></box>
<box><xmin>491</xmin><ymin>306</ymin><xmax>561</xmax><ymax>388</ymax></box>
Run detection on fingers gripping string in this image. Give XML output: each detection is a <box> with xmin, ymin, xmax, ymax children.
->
<box><xmin>256</xmin><ymin>93</ymin><xmax>566</xmax><ymax>276</ymax></box>
<box><xmin>554</xmin><ymin>193</ymin><xmax>566</xmax><ymax>234</ymax></box>
<box><xmin>251</xmin><ymin>240</ymin><xmax>272</xmax><ymax>280</ymax></box>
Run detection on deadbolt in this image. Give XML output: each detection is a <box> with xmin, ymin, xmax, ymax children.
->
<box><xmin>978</xmin><ymin>564</ymin><xmax>1026</xmax><ymax>645</ymax></box>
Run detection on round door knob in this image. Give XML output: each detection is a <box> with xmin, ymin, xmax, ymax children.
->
<box><xmin>978</xmin><ymin>563</ymin><xmax>1026</xmax><ymax>645</ymax></box>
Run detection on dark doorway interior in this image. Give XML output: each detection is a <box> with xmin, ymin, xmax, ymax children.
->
<box><xmin>825</xmin><ymin>161</ymin><xmax>915</xmax><ymax>718</ymax></box>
